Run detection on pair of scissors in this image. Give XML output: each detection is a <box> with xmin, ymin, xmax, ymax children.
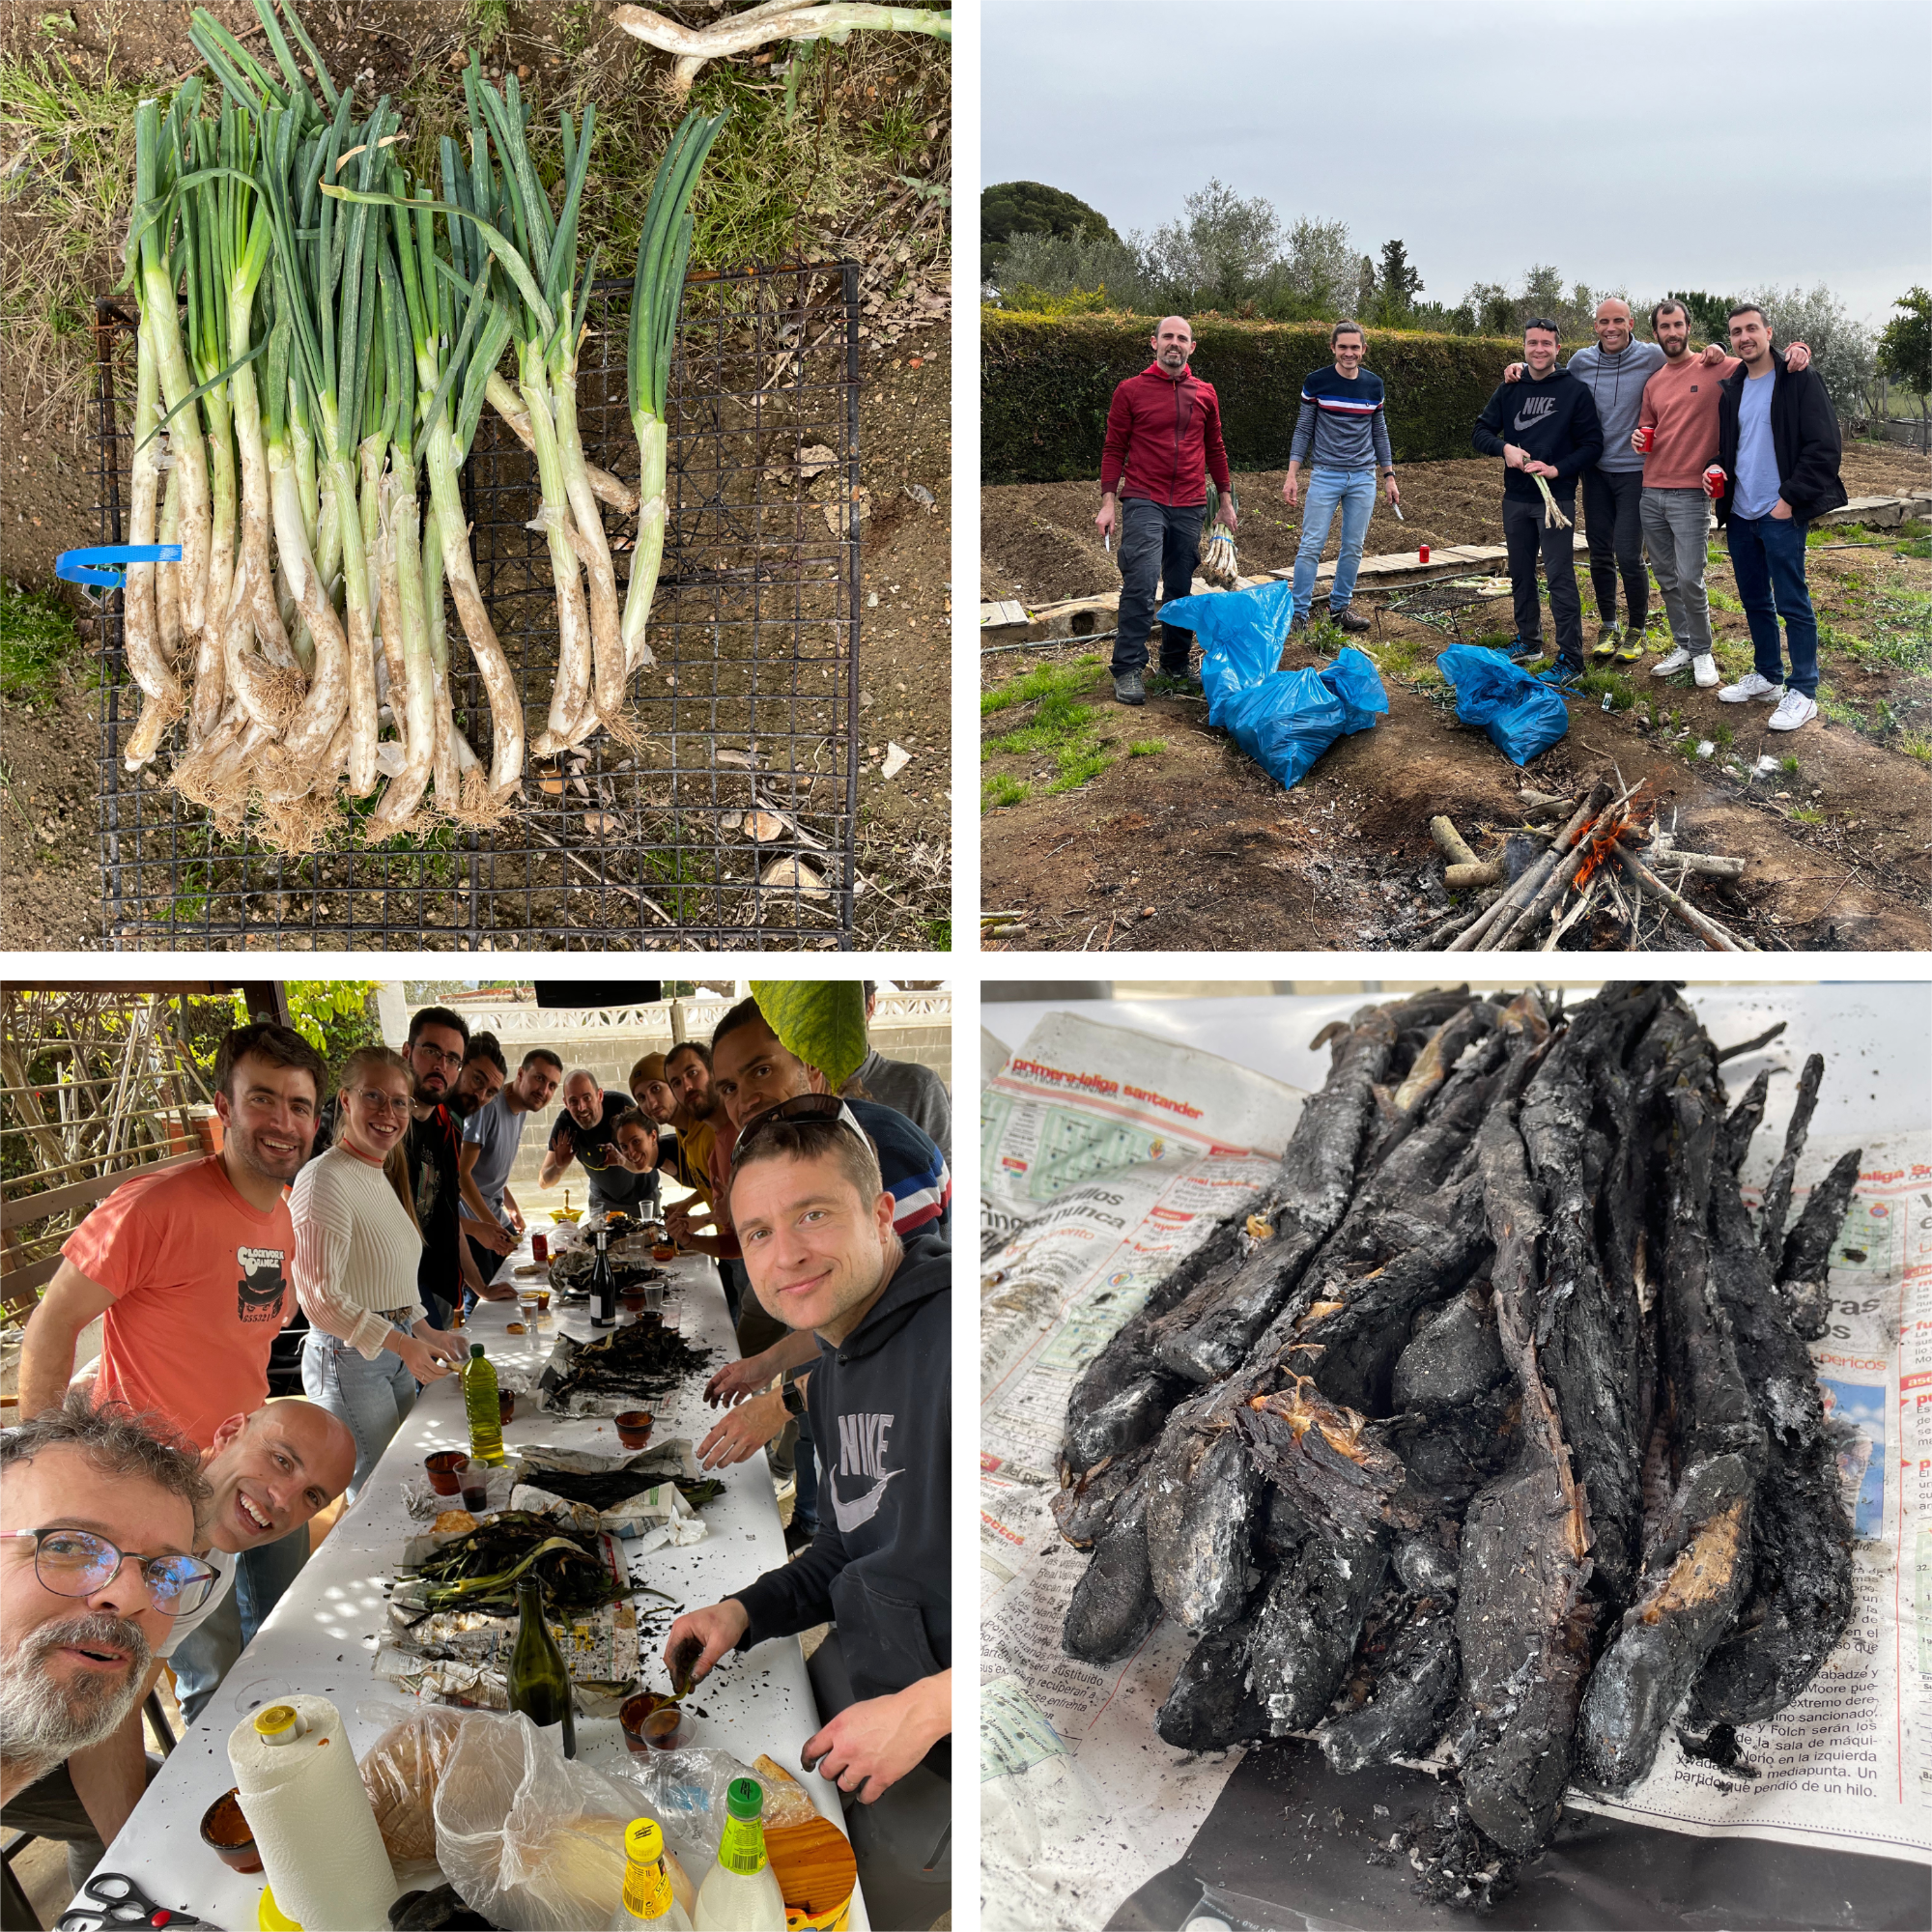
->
<box><xmin>54</xmin><ymin>1872</ymin><xmax>222</xmax><ymax>1932</ymax></box>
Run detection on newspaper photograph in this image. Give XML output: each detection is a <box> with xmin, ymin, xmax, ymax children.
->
<box><xmin>979</xmin><ymin>985</ymin><xmax>1932</xmax><ymax>1932</ymax></box>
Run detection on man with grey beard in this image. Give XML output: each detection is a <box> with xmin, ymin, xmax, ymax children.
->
<box><xmin>1</xmin><ymin>1394</ymin><xmax>213</xmax><ymax>1925</ymax></box>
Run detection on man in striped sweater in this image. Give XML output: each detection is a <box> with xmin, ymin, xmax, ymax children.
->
<box><xmin>1283</xmin><ymin>320</ymin><xmax>1400</xmax><ymax>635</ymax></box>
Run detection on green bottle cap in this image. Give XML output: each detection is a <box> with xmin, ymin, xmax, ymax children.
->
<box><xmin>470</xmin><ymin>1343</ymin><xmax>485</xmax><ymax>1358</ymax></box>
<box><xmin>724</xmin><ymin>1776</ymin><xmax>763</xmax><ymax>1822</ymax></box>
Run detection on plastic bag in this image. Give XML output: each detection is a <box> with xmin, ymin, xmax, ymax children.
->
<box><xmin>358</xmin><ymin>1700</ymin><xmax>476</xmax><ymax>1863</ymax></box>
<box><xmin>1159</xmin><ymin>583</ymin><xmax>1388</xmax><ymax>790</ymax></box>
<box><xmin>433</xmin><ymin>1708</ymin><xmax>691</xmax><ymax>1930</ymax></box>
<box><xmin>622</xmin><ymin>1747</ymin><xmax>817</xmax><ymax>1862</ymax></box>
<box><xmin>1436</xmin><ymin>643</ymin><xmax>1571</xmax><ymax>765</ymax></box>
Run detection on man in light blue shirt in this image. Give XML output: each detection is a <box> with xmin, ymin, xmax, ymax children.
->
<box><xmin>459</xmin><ymin>1048</ymin><xmax>561</xmax><ymax>1285</ymax></box>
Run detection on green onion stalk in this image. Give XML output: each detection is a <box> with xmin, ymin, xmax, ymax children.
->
<box><xmin>120</xmin><ymin>304</ymin><xmax>181</xmax><ymax>770</ymax></box>
<box><xmin>621</xmin><ymin>107</ymin><xmax>725</xmax><ymax>688</ymax></box>
<box><xmin>132</xmin><ymin>92</ymin><xmax>214</xmax><ymax>645</ymax></box>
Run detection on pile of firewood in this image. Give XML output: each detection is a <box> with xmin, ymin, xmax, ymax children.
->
<box><xmin>1418</xmin><ymin>784</ymin><xmax>1755</xmax><ymax>952</ymax></box>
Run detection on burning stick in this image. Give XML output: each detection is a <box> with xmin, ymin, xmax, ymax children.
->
<box><xmin>1612</xmin><ymin>843</ymin><xmax>1756</xmax><ymax>952</ymax></box>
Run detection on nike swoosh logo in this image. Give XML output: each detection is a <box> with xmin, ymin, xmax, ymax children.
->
<box><xmin>831</xmin><ymin>1468</ymin><xmax>898</xmax><ymax>1534</ymax></box>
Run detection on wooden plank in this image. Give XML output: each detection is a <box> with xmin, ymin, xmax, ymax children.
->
<box><xmin>3</xmin><ymin>1151</ymin><xmax>200</xmax><ymax>1233</ymax></box>
<box><xmin>980</xmin><ymin>600</ymin><xmax>1029</xmax><ymax>629</ymax></box>
<box><xmin>3</xmin><ymin>981</ymin><xmax>231</xmax><ymax>996</ymax></box>
<box><xmin>0</xmin><ymin>1254</ymin><xmax>64</xmax><ymax>1302</ymax></box>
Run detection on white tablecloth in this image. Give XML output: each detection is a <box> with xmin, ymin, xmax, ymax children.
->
<box><xmin>97</xmin><ymin>1243</ymin><xmax>868</xmax><ymax>1928</ymax></box>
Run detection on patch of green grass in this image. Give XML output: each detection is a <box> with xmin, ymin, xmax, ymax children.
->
<box><xmin>1713</xmin><ymin>722</ymin><xmax>1734</xmax><ymax>748</ymax></box>
<box><xmin>922</xmin><ymin>917</ymin><xmax>950</xmax><ymax>947</ymax></box>
<box><xmin>1128</xmin><ymin>739</ymin><xmax>1166</xmax><ymax>756</ymax></box>
<box><xmin>1780</xmin><ymin>753</ymin><xmax>1800</xmax><ymax>775</ymax></box>
<box><xmin>1578</xmin><ymin>668</ymin><xmax>1636</xmax><ymax>711</ymax></box>
<box><xmin>981</xmin><ymin>656</ymin><xmax>1101</xmax><ymax>717</ymax></box>
<box><xmin>1369</xmin><ymin>635</ymin><xmax>1431</xmax><ymax>679</ymax></box>
<box><xmin>465</xmin><ymin>0</ymin><xmax>510</xmax><ymax>49</ymax></box>
<box><xmin>0</xmin><ymin>577</ymin><xmax>79</xmax><ymax>699</ymax></box>
<box><xmin>1046</xmin><ymin>746</ymin><xmax>1113</xmax><ymax>793</ymax></box>
<box><xmin>982</xmin><ymin>773</ymin><xmax>1029</xmax><ymax>811</ymax></box>
<box><xmin>1792</xmin><ymin>807</ymin><xmax>1825</xmax><ymax>825</ymax></box>
<box><xmin>1814</xmin><ymin>683</ymin><xmax>1862</xmax><ymax>729</ymax></box>
<box><xmin>863</xmin><ymin>101</ymin><xmax>926</xmax><ymax>167</ymax></box>
<box><xmin>1708</xmin><ymin>586</ymin><xmax>1743</xmax><ymax>612</ymax></box>
<box><xmin>1901</xmin><ymin>732</ymin><xmax>1932</xmax><ymax>763</ymax></box>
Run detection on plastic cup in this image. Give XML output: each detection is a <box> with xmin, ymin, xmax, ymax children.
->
<box><xmin>459</xmin><ymin>1459</ymin><xmax>492</xmax><ymax>1511</ymax></box>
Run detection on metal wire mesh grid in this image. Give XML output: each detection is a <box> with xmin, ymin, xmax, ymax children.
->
<box><xmin>88</xmin><ymin>263</ymin><xmax>862</xmax><ymax>950</ymax></box>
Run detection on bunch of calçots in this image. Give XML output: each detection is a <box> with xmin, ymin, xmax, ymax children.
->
<box><xmin>117</xmin><ymin>0</ymin><xmax>723</xmax><ymax>847</ymax></box>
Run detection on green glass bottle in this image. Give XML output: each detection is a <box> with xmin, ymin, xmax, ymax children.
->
<box><xmin>507</xmin><ymin>1575</ymin><xmax>576</xmax><ymax>1759</ymax></box>
<box><xmin>462</xmin><ymin>1343</ymin><xmax>505</xmax><ymax>1465</ymax></box>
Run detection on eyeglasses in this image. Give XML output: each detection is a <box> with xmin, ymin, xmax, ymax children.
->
<box><xmin>2</xmin><ymin>1528</ymin><xmax>221</xmax><ymax>1615</ymax></box>
<box><xmin>412</xmin><ymin>1043</ymin><xmax>466</xmax><ymax>1067</ymax></box>
<box><xmin>734</xmin><ymin>1093</ymin><xmax>869</xmax><ymax>1154</ymax></box>
<box><xmin>352</xmin><ymin>1089</ymin><xmax>412</xmax><ymax>1115</ymax></box>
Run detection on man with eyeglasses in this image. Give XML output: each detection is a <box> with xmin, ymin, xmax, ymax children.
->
<box><xmin>663</xmin><ymin>1114</ymin><xmax>952</xmax><ymax>1931</ymax></box>
<box><xmin>395</xmin><ymin>1009</ymin><xmax>497</xmax><ymax>1329</ymax></box>
<box><xmin>1</xmin><ymin>1393</ymin><xmax>212</xmax><ymax>1921</ymax></box>
<box><xmin>1</xmin><ymin>1392</ymin><xmax>356</xmax><ymax>1906</ymax></box>
<box><xmin>679</xmin><ymin>999</ymin><xmax>950</xmax><ymax>1548</ymax></box>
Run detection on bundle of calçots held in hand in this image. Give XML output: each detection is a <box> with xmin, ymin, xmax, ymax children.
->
<box><xmin>1053</xmin><ymin>984</ymin><xmax>1861</xmax><ymax>1906</ymax></box>
<box><xmin>119</xmin><ymin>0</ymin><xmax>724</xmax><ymax>847</ymax></box>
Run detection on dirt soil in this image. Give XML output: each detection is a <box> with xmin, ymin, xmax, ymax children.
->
<box><xmin>0</xmin><ymin>0</ymin><xmax>950</xmax><ymax>951</ymax></box>
<box><xmin>982</xmin><ymin>449</ymin><xmax>1932</xmax><ymax>954</ymax></box>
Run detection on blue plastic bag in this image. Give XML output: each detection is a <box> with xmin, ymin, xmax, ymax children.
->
<box><xmin>1436</xmin><ymin>644</ymin><xmax>1571</xmax><ymax>766</ymax></box>
<box><xmin>1162</xmin><ymin>582</ymin><xmax>1388</xmax><ymax>791</ymax></box>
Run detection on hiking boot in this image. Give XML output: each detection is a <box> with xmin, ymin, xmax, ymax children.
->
<box><xmin>1113</xmin><ymin>670</ymin><xmax>1145</xmax><ymax>707</ymax></box>
<box><xmin>1719</xmin><ymin>670</ymin><xmax>1784</xmax><ymax>704</ymax></box>
<box><xmin>1593</xmin><ymin>623</ymin><xmax>1622</xmax><ymax>660</ymax></box>
<box><xmin>1540</xmin><ymin>657</ymin><xmax>1586</xmax><ymax>687</ymax></box>
<box><xmin>1692</xmin><ymin>653</ymin><xmax>1720</xmax><ymax>689</ymax></box>
<box><xmin>1331</xmin><ymin>605</ymin><xmax>1372</xmax><ymax>635</ymax></box>
<box><xmin>1651</xmin><ymin>646</ymin><xmax>1695</xmax><ymax>677</ymax></box>
<box><xmin>1768</xmin><ymin>691</ymin><xmax>1818</xmax><ymax>731</ymax></box>
<box><xmin>1615</xmin><ymin>632</ymin><xmax>1645</xmax><ymax>664</ymax></box>
<box><xmin>1508</xmin><ymin>638</ymin><xmax>1543</xmax><ymax>663</ymax></box>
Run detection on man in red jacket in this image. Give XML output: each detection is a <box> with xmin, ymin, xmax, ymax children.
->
<box><xmin>1094</xmin><ymin>316</ymin><xmax>1236</xmax><ymax>705</ymax></box>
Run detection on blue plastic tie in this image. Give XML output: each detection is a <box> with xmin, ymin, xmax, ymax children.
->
<box><xmin>54</xmin><ymin>544</ymin><xmax>182</xmax><ymax>590</ymax></box>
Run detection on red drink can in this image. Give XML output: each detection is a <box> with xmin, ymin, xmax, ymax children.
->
<box><xmin>531</xmin><ymin>1232</ymin><xmax>549</xmax><ymax>1264</ymax></box>
<box><xmin>1634</xmin><ymin>426</ymin><xmax>1651</xmax><ymax>452</ymax></box>
<box><xmin>1419</xmin><ymin>543</ymin><xmax>1431</xmax><ymax>563</ymax></box>
<box><xmin>1703</xmin><ymin>465</ymin><xmax>1726</xmax><ymax>498</ymax></box>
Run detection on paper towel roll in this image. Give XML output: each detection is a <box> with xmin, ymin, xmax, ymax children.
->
<box><xmin>229</xmin><ymin>1694</ymin><xmax>398</xmax><ymax>1930</ymax></box>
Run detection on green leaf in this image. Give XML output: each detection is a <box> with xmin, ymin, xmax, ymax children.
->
<box><xmin>750</xmin><ymin>981</ymin><xmax>868</xmax><ymax>1092</ymax></box>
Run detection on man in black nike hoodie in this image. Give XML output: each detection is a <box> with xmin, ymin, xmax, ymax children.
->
<box><xmin>1473</xmin><ymin>317</ymin><xmax>1605</xmax><ymax>679</ymax></box>
<box><xmin>665</xmin><ymin>1109</ymin><xmax>950</xmax><ymax>1927</ymax></box>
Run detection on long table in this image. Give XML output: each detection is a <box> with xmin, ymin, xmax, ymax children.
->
<box><xmin>98</xmin><ymin>1240</ymin><xmax>868</xmax><ymax>1928</ymax></box>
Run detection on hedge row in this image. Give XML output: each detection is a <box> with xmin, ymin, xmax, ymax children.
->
<box><xmin>982</xmin><ymin>311</ymin><xmax>1522</xmax><ymax>485</ymax></box>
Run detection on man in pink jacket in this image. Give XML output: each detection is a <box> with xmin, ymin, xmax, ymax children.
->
<box><xmin>1094</xmin><ymin>316</ymin><xmax>1236</xmax><ymax>705</ymax></box>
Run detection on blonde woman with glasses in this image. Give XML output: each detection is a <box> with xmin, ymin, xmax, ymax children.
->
<box><xmin>291</xmin><ymin>1046</ymin><xmax>465</xmax><ymax>1500</ymax></box>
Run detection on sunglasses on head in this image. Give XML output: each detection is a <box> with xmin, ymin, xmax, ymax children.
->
<box><xmin>734</xmin><ymin>1093</ymin><xmax>867</xmax><ymax>1154</ymax></box>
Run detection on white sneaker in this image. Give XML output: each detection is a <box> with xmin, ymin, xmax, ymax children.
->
<box><xmin>1652</xmin><ymin>646</ymin><xmax>1693</xmax><ymax>676</ymax></box>
<box><xmin>1768</xmin><ymin>691</ymin><xmax>1818</xmax><ymax>731</ymax></box>
<box><xmin>1719</xmin><ymin>670</ymin><xmax>1784</xmax><ymax>703</ymax></box>
<box><xmin>1692</xmin><ymin>653</ymin><xmax>1719</xmax><ymax>689</ymax></box>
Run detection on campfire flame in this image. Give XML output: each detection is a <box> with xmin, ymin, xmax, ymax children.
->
<box><xmin>1573</xmin><ymin>800</ymin><xmax>1646</xmax><ymax>891</ymax></box>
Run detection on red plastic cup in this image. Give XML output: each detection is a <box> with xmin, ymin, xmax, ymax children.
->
<box><xmin>1419</xmin><ymin>543</ymin><xmax>1431</xmax><ymax>563</ymax></box>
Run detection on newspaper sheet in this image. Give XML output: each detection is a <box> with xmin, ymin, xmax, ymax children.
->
<box><xmin>979</xmin><ymin>997</ymin><xmax>1932</xmax><ymax>1932</ymax></box>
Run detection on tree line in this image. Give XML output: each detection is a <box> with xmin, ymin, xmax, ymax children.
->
<box><xmin>982</xmin><ymin>180</ymin><xmax>1929</xmax><ymax>430</ymax></box>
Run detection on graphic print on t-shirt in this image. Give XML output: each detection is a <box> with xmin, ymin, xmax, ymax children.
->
<box><xmin>831</xmin><ymin>1409</ymin><xmax>898</xmax><ymax>1533</ymax></box>
<box><xmin>236</xmin><ymin>1246</ymin><xmax>289</xmax><ymax>1322</ymax></box>
<box><xmin>1513</xmin><ymin>394</ymin><xmax>1557</xmax><ymax>431</ymax></box>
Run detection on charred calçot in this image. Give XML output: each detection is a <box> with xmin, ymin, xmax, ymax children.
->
<box><xmin>1050</xmin><ymin>986</ymin><xmax>1861</xmax><ymax>1902</ymax></box>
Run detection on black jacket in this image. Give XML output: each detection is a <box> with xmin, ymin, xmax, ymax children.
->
<box><xmin>1473</xmin><ymin>364</ymin><xmax>1604</xmax><ymax>501</ymax></box>
<box><xmin>733</xmin><ymin>1229</ymin><xmax>951</xmax><ymax>1745</ymax></box>
<box><xmin>1714</xmin><ymin>349</ymin><xmax>1847</xmax><ymax>526</ymax></box>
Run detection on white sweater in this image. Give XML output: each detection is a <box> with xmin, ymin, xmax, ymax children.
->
<box><xmin>290</xmin><ymin>1146</ymin><xmax>426</xmax><ymax>1358</ymax></box>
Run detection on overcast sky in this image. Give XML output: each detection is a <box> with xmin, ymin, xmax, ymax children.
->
<box><xmin>982</xmin><ymin>0</ymin><xmax>1931</xmax><ymax>327</ymax></box>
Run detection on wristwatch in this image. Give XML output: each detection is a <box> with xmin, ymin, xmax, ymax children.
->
<box><xmin>781</xmin><ymin>1378</ymin><xmax>808</xmax><ymax>1418</ymax></box>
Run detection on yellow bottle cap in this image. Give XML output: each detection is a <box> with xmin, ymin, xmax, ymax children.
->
<box><xmin>625</xmin><ymin>1817</ymin><xmax>665</xmax><ymax>1863</ymax></box>
<box><xmin>253</xmin><ymin>1704</ymin><xmax>300</xmax><ymax>1741</ymax></box>
<box><xmin>258</xmin><ymin>1882</ymin><xmax>301</xmax><ymax>1930</ymax></box>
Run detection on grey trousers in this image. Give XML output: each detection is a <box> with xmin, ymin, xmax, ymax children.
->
<box><xmin>1642</xmin><ymin>486</ymin><xmax>1715</xmax><ymax>657</ymax></box>
<box><xmin>0</xmin><ymin>1754</ymin><xmax>159</xmax><ymax>1926</ymax></box>
<box><xmin>1114</xmin><ymin>497</ymin><xmax>1205</xmax><ymax>676</ymax></box>
<box><xmin>806</xmin><ymin>1632</ymin><xmax>951</xmax><ymax>1932</ymax></box>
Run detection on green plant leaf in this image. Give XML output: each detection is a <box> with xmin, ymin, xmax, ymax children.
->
<box><xmin>750</xmin><ymin>981</ymin><xmax>868</xmax><ymax>1092</ymax></box>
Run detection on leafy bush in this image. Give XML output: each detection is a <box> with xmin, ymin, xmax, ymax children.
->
<box><xmin>983</xmin><ymin>312</ymin><xmax>1516</xmax><ymax>483</ymax></box>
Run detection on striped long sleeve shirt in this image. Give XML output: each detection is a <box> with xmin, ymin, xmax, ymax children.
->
<box><xmin>1290</xmin><ymin>365</ymin><xmax>1394</xmax><ymax>471</ymax></box>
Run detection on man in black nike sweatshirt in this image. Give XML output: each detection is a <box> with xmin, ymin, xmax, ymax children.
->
<box><xmin>1473</xmin><ymin>317</ymin><xmax>1605</xmax><ymax>679</ymax></box>
<box><xmin>665</xmin><ymin>1110</ymin><xmax>951</xmax><ymax>1927</ymax></box>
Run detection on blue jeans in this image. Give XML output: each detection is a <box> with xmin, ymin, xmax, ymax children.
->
<box><xmin>1725</xmin><ymin>512</ymin><xmax>1817</xmax><ymax>696</ymax></box>
<box><xmin>301</xmin><ymin>1327</ymin><xmax>417</xmax><ymax>1502</ymax></box>
<box><xmin>1292</xmin><ymin>467</ymin><xmax>1377</xmax><ymax>613</ymax></box>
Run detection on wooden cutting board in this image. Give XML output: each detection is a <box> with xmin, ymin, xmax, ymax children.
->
<box><xmin>765</xmin><ymin>1815</ymin><xmax>858</xmax><ymax>1930</ymax></box>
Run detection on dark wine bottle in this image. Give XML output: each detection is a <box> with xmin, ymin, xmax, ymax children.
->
<box><xmin>590</xmin><ymin>1225</ymin><xmax>616</xmax><ymax>1329</ymax></box>
<box><xmin>507</xmin><ymin>1575</ymin><xmax>577</xmax><ymax>1758</ymax></box>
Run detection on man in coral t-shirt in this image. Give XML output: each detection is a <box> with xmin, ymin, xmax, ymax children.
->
<box><xmin>18</xmin><ymin>1019</ymin><xmax>328</xmax><ymax>1719</ymax></box>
